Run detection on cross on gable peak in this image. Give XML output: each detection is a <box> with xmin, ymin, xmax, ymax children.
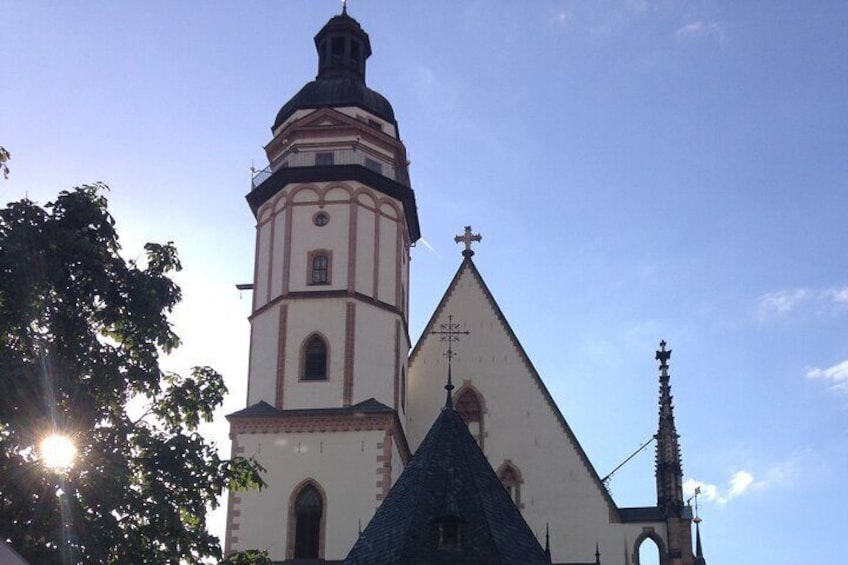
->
<box><xmin>454</xmin><ymin>226</ymin><xmax>482</xmax><ymax>258</ymax></box>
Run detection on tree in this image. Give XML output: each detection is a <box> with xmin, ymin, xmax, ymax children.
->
<box><xmin>0</xmin><ymin>184</ymin><xmax>265</xmax><ymax>564</ymax></box>
<box><xmin>0</xmin><ymin>146</ymin><xmax>10</xmax><ymax>179</ymax></box>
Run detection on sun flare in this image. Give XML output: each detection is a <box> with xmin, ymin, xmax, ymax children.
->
<box><xmin>40</xmin><ymin>434</ymin><xmax>76</xmax><ymax>470</ymax></box>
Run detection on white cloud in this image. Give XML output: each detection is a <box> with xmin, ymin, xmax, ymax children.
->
<box><xmin>684</xmin><ymin>470</ymin><xmax>755</xmax><ymax>505</ymax></box>
<box><xmin>727</xmin><ymin>470</ymin><xmax>754</xmax><ymax>497</ymax></box>
<box><xmin>685</xmin><ymin>455</ymin><xmax>804</xmax><ymax>506</ymax></box>
<box><xmin>826</xmin><ymin>286</ymin><xmax>848</xmax><ymax>305</ymax></box>
<box><xmin>757</xmin><ymin>285</ymin><xmax>848</xmax><ymax>318</ymax></box>
<box><xmin>758</xmin><ymin>288</ymin><xmax>809</xmax><ymax>316</ymax></box>
<box><xmin>806</xmin><ymin>361</ymin><xmax>848</xmax><ymax>394</ymax></box>
<box><xmin>675</xmin><ymin>21</ymin><xmax>723</xmax><ymax>42</ymax></box>
<box><xmin>552</xmin><ymin>11</ymin><xmax>569</xmax><ymax>25</ymax></box>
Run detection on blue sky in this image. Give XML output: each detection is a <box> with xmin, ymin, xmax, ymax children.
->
<box><xmin>4</xmin><ymin>1</ymin><xmax>847</xmax><ymax>562</ymax></box>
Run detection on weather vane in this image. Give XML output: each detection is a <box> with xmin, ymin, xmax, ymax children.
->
<box><xmin>655</xmin><ymin>339</ymin><xmax>671</xmax><ymax>368</ymax></box>
<box><xmin>454</xmin><ymin>226</ymin><xmax>482</xmax><ymax>258</ymax></box>
<box><xmin>430</xmin><ymin>314</ymin><xmax>469</xmax><ymax>406</ymax></box>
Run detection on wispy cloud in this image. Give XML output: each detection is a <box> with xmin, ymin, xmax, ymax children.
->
<box><xmin>552</xmin><ymin>10</ymin><xmax>569</xmax><ymax>25</ymax></box>
<box><xmin>806</xmin><ymin>361</ymin><xmax>848</xmax><ymax>394</ymax></box>
<box><xmin>826</xmin><ymin>287</ymin><xmax>848</xmax><ymax>305</ymax></box>
<box><xmin>624</xmin><ymin>0</ymin><xmax>648</xmax><ymax>12</ymax></box>
<box><xmin>675</xmin><ymin>21</ymin><xmax>724</xmax><ymax>42</ymax></box>
<box><xmin>758</xmin><ymin>288</ymin><xmax>810</xmax><ymax>316</ymax></box>
<box><xmin>685</xmin><ymin>454</ymin><xmax>805</xmax><ymax>505</ymax></box>
<box><xmin>757</xmin><ymin>286</ymin><xmax>848</xmax><ymax>318</ymax></box>
<box><xmin>684</xmin><ymin>470</ymin><xmax>754</xmax><ymax>505</ymax></box>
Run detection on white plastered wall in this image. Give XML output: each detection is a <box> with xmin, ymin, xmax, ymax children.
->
<box><xmin>247</xmin><ymin>182</ymin><xmax>409</xmax><ymax>409</ymax></box>
<box><xmin>352</xmin><ymin>306</ymin><xmax>402</xmax><ymax>408</ymax></box>
<box><xmin>229</xmin><ymin>428</ymin><xmax>389</xmax><ymax>561</ymax></box>
<box><xmin>407</xmin><ymin>264</ymin><xmax>666</xmax><ymax>564</ymax></box>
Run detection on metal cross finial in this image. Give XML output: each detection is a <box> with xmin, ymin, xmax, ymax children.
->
<box><xmin>430</xmin><ymin>314</ymin><xmax>469</xmax><ymax>408</ymax></box>
<box><xmin>341</xmin><ymin>0</ymin><xmax>347</xmax><ymax>15</ymax></box>
<box><xmin>655</xmin><ymin>339</ymin><xmax>671</xmax><ymax>368</ymax></box>
<box><xmin>454</xmin><ymin>226</ymin><xmax>482</xmax><ymax>258</ymax></box>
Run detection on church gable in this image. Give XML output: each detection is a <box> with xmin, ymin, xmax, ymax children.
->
<box><xmin>407</xmin><ymin>256</ymin><xmax>621</xmax><ymax>550</ymax></box>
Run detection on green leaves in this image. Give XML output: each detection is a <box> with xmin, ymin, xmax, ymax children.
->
<box><xmin>0</xmin><ymin>185</ymin><xmax>265</xmax><ymax>564</ymax></box>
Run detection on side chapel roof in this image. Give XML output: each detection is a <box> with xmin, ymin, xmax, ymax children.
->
<box><xmin>344</xmin><ymin>402</ymin><xmax>550</xmax><ymax>564</ymax></box>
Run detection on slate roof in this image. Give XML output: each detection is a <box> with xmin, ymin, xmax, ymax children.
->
<box><xmin>272</xmin><ymin>10</ymin><xmax>396</xmax><ymax>130</ymax></box>
<box><xmin>227</xmin><ymin>398</ymin><xmax>394</xmax><ymax>420</ymax></box>
<box><xmin>273</xmin><ymin>79</ymin><xmax>396</xmax><ymax>131</ymax></box>
<box><xmin>344</xmin><ymin>402</ymin><xmax>550</xmax><ymax>565</ymax></box>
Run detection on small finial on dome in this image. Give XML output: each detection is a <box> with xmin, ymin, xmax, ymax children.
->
<box><xmin>341</xmin><ymin>0</ymin><xmax>348</xmax><ymax>15</ymax></box>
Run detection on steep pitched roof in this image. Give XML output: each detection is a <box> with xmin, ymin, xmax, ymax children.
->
<box><xmin>409</xmin><ymin>256</ymin><xmax>622</xmax><ymax>519</ymax></box>
<box><xmin>344</xmin><ymin>403</ymin><xmax>550</xmax><ymax>565</ymax></box>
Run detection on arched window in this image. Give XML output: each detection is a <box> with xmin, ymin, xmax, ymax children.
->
<box><xmin>309</xmin><ymin>251</ymin><xmax>330</xmax><ymax>285</ymax></box>
<box><xmin>455</xmin><ymin>387</ymin><xmax>484</xmax><ymax>448</ymax></box>
<box><xmin>634</xmin><ymin>531</ymin><xmax>665</xmax><ymax>565</ymax></box>
<box><xmin>497</xmin><ymin>462</ymin><xmax>523</xmax><ymax>508</ymax></box>
<box><xmin>302</xmin><ymin>335</ymin><xmax>328</xmax><ymax>381</ymax></box>
<box><xmin>456</xmin><ymin>388</ymin><xmax>481</xmax><ymax>423</ymax></box>
<box><xmin>293</xmin><ymin>484</ymin><xmax>323</xmax><ymax>559</ymax></box>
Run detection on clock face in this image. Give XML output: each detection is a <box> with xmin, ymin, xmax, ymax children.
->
<box><xmin>313</xmin><ymin>212</ymin><xmax>330</xmax><ymax>227</ymax></box>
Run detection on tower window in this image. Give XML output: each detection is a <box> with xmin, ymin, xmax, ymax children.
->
<box><xmin>302</xmin><ymin>336</ymin><xmax>328</xmax><ymax>381</ymax></box>
<box><xmin>316</xmin><ymin>152</ymin><xmax>334</xmax><ymax>166</ymax></box>
<box><xmin>318</xmin><ymin>41</ymin><xmax>327</xmax><ymax>68</ymax></box>
<box><xmin>350</xmin><ymin>40</ymin><xmax>361</xmax><ymax>67</ymax></box>
<box><xmin>331</xmin><ymin>37</ymin><xmax>344</xmax><ymax>63</ymax></box>
<box><xmin>308</xmin><ymin>251</ymin><xmax>331</xmax><ymax>285</ymax></box>
<box><xmin>293</xmin><ymin>484</ymin><xmax>323</xmax><ymax>558</ymax></box>
<box><xmin>313</xmin><ymin>211</ymin><xmax>330</xmax><ymax>226</ymax></box>
<box><xmin>365</xmin><ymin>157</ymin><xmax>383</xmax><ymax>174</ymax></box>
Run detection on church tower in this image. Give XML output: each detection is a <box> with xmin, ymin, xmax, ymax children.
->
<box><xmin>226</xmin><ymin>7</ymin><xmax>419</xmax><ymax>561</ymax></box>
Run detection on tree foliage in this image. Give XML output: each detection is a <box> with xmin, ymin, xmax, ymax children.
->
<box><xmin>0</xmin><ymin>146</ymin><xmax>9</xmax><ymax>179</ymax></box>
<box><xmin>0</xmin><ymin>185</ymin><xmax>264</xmax><ymax>564</ymax></box>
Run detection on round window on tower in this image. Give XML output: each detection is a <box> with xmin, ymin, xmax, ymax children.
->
<box><xmin>313</xmin><ymin>212</ymin><xmax>330</xmax><ymax>227</ymax></box>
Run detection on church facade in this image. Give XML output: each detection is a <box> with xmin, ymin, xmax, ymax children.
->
<box><xmin>225</xmin><ymin>9</ymin><xmax>705</xmax><ymax>565</ymax></box>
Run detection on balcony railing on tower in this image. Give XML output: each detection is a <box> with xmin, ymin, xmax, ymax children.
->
<box><xmin>250</xmin><ymin>148</ymin><xmax>406</xmax><ymax>190</ymax></box>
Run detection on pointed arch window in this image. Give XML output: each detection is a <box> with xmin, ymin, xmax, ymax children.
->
<box><xmin>497</xmin><ymin>461</ymin><xmax>523</xmax><ymax>508</ymax></box>
<box><xmin>455</xmin><ymin>386</ymin><xmax>484</xmax><ymax>449</ymax></box>
<box><xmin>293</xmin><ymin>484</ymin><xmax>323</xmax><ymax>559</ymax></box>
<box><xmin>302</xmin><ymin>335</ymin><xmax>328</xmax><ymax>381</ymax></box>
